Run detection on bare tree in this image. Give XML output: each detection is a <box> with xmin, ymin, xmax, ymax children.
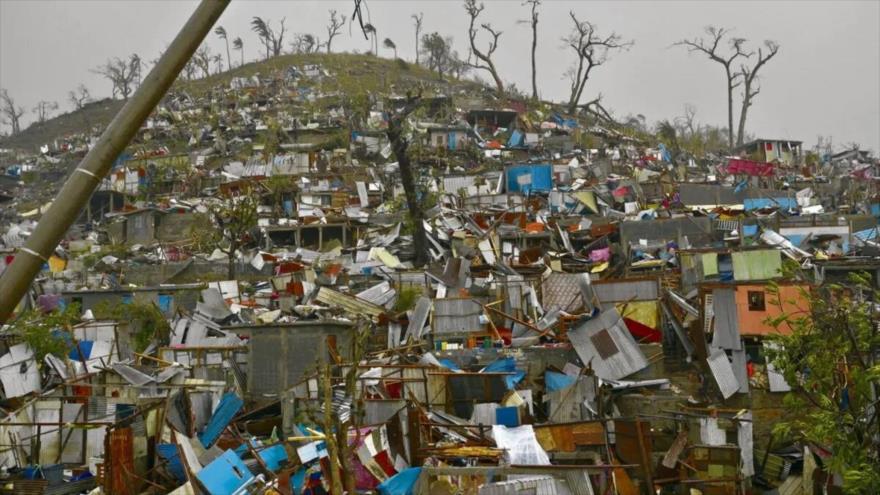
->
<box><xmin>564</xmin><ymin>12</ymin><xmax>631</xmax><ymax>114</ymax></box>
<box><xmin>736</xmin><ymin>40</ymin><xmax>780</xmax><ymax>145</ymax></box>
<box><xmin>522</xmin><ymin>0</ymin><xmax>540</xmax><ymax>99</ymax></box>
<box><xmin>68</xmin><ymin>84</ymin><xmax>91</xmax><ymax>111</ymax></box>
<box><xmin>325</xmin><ymin>9</ymin><xmax>346</xmax><ymax>53</ymax></box>
<box><xmin>32</xmin><ymin>100</ymin><xmax>59</xmax><ymax>124</ymax></box>
<box><xmin>193</xmin><ymin>45</ymin><xmax>212</xmax><ymax>79</ymax></box>
<box><xmin>385</xmin><ymin>89</ymin><xmax>429</xmax><ymax>267</ymax></box>
<box><xmin>676</xmin><ymin>26</ymin><xmax>750</xmax><ymax>149</ymax></box>
<box><xmin>383</xmin><ymin>38</ymin><xmax>397</xmax><ymax>59</ymax></box>
<box><xmin>215</xmin><ymin>26</ymin><xmax>232</xmax><ymax>71</ymax></box>
<box><xmin>412</xmin><ymin>12</ymin><xmax>423</xmax><ymax>64</ymax></box>
<box><xmin>233</xmin><ymin>37</ymin><xmax>244</xmax><ymax>67</ymax></box>
<box><xmin>463</xmin><ymin>0</ymin><xmax>504</xmax><ymax>94</ymax></box>
<box><xmin>0</xmin><ymin>89</ymin><xmax>25</xmax><ymax>135</ymax></box>
<box><xmin>92</xmin><ymin>57</ymin><xmax>139</xmax><ymax>99</ymax></box>
<box><xmin>130</xmin><ymin>54</ymin><xmax>143</xmax><ymax>87</ymax></box>
<box><xmin>251</xmin><ymin>16</ymin><xmax>286</xmax><ymax>60</ymax></box>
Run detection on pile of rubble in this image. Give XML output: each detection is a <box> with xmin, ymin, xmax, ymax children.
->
<box><xmin>1</xmin><ymin>58</ymin><xmax>878</xmax><ymax>495</ymax></box>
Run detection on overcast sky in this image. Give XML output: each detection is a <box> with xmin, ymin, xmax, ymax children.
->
<box><xmin>1</xmin><ymin>0</ymin><xmax>878</xmax><ymax>152</ymax></box>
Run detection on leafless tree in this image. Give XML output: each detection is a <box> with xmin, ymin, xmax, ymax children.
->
<box><xmin>676</xmin><ymin>26</ymin><xmax>750</xmax><ymax>149</ymax></box>
<box><xmin>68</xmin><ymin>84</ymin><xmax>91</xmax><ymax>111</ymax></box>
<box><xmin>385</xmin><ymin>89</ymin><xmax>429</xmax><ymax>267</ymax></box>
<box><xmin>215</xmin><ymin>26</ymin><xmax>232</xmax><ymax>71</ymax></box>
<box><xmin>251</xmin><ymin>16</ymin><xmax>286</xmax><ymax>60</ymax></box>
<box><xmin>193</xmin><ymin>45</ymin><xmax>212</xmax><ymax>79</ymax></box>
<box><xmin>675</xmin><ymin>104</ymin><xmax>699</xmax><ymax>138</ymax></box>
<box><xmin>564</xmin><ymin>12</ymin><xmax>631</xmax><ymax>114</ymax></box>
<box><xmin>233</xmin><ymin>37</ymin><xmax>244</xmax><ymax>67</ymax></box>
<box><xmin>736</xmin><ymin>40</ymin><xmax>780</xmax><ymax>145</ymax></box>
<box><xmin>521</xmin><ymin>0</ymin><xmax>540</xmax><ymax>99</ymax></box>
<box><xmin>325</xmin><ymin>9</ymin><xmax>346</xmax><ymax>53</ymax></box>
<box><xmin>32</xmin><ymin>100</ymin><xmax>59</xmax><ymax>124</ymax></box>
<box><xmin>92</xmin><ymin>57</ymin><xmax>140</xmax><ymax>99</ymax></box>
<box><xmin>0</xmin><ymin>89</ymin><xmax>25</xmax><ymax>135</ymax></box>
<box><xmin>383</xmin><ymin>38</ymin><xmax>397</xmax><ymax>59</ymax></box>
<box><xmin>412</xmin><ymin>12</ymin><xmax>423</xmax><ymax>64</ymax></box>
<box><xmin>463</xmin><ymin>0</ymin><xmax>504</xmax><ymax>94</ymax></box>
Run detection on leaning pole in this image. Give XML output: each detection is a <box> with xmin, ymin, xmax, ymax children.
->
<box><xmin>0</xmin><ymin>0</ymin><xmax>231</xmax><ymax>322</ymax></box>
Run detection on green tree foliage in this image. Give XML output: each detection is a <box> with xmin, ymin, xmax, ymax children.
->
<box><xmin>94</xmin><ymin>300</ymin><xmax>170</xmax><ymax>353</ymax></box>
<box><xmin>191</xmin><ymin>184</ymin><xmax>260</xmax><ymax>279</ymax></box>
<box><xmin>766</xmin><ymin>273</ymin><xmax>880</xmax><ymax>492</ymax></box>
<box><xmin>10</xmin><ymin>304</ymin><xmax>81</xmax><ymax>364</ymax></box>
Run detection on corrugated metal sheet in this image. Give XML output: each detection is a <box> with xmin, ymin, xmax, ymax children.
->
<box><xmin>432</xmin><ymin>298</ymin><xmax>483</xmax><ymax>334</ymax></box>
<box><xmin>567</xmin><ymin>308</ymin><xmax>648</xmax><ymax>380</ymax></box>
<box><xmin>620</xmin><ymin>217</ymin><xmax>713</xmax><ymax>246</ymax></box>
<box><xmin>711</xmin><ymin>289</ymin><xmax>740</xmax><ymax>350</ymax></box>
<box><xmin>406</xmin><ymin>297</ymin><xmax>432</xmax><ymax>340</ymax></box>
<box><xmin>593</xmin><ymin>279</ymin><xmax>659</xmax><ymax>304</ymax></box>
<box><xmin>442</xmin><ymin>176</ymin><xmax>477</xmax><ymax>193</ymax></box>
<box><xmin>707</xmin><ymin>349</ymin><xmax>739</xmax><ymax>399</ymax></box>
<box><xmin>315</xmin><ymin>287</ymin><xmax>383</xmax><ymax>319</ymax></box>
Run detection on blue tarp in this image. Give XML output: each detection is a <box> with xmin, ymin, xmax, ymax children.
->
<box><xmin>196</xmin><ymin>450</ymin><xmax>255</xmax><ymax>495</ymax></box>
<box><xmin>377</xmin><ymin>467</ymin><xmax>422</xmax><ymax>495</ymax></box>
<box><xmin>69</xmin><ymin>340</ymin><xmax>94</xmax><ymax>361</ymax></box>
<box><xmin>157</xmin><ymin>294</ymin><xmax>173</xmax><ymax>314</ymax></box>
<box><xmin>545</xmin><ymin>371</ymin><xmax>576</xmax><ymax>392</ymax></box>
<box><xmin>506</xmin><ymin>164</ymin><xmax>553</xmax><ymax>193</ymax></box>
<box><xmin>483</xmin><ymin>357</ymin><xmax>525</xmax><ymax>390</ymax></box>
<box><xmin>495</xmin><ymin>406</ymin><xmax>520</xmax><ymax>427</ymax></box>
<box><xmin>437</xmin><ymin>359</ymin><xmax>461</xmax><ymax>371</ymax></box>
<box><xmin>199</xmin><ymin>392</ymin><xmax>244</xmax><ymax>448</ymax></box>
<box><xmin>507</xmin><ymin>130</ymin><xmax>524</xmax><ymax>148</ymax></box>
<box><xmin>854</xmin><ymin>227</ymin><xmax>880</xmax><ymax>241</ymax></box>
<box><xmin>871</xmin><ymin>204</ymin><xmax>880</xmax><ymax>217</ymax></box>
<box><xmin>157</xmin><ymin>444</ymin><xmax>186</xmax><ymax>482</ymax></box>
<box><xmin>744</xmin><ymin>197</ymin><xmax>797</xmax><ymax>211</ymax></box>
<box><xmin>743</xmin><ymin>225</ymin><xmax>759</xmax><ymax>237</ymax></box>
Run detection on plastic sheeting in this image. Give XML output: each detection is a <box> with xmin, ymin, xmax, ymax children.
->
<box><xmin>492</xmin><ymin>425</ymin><xmax>551</xmax><ymax>465</ymax></box>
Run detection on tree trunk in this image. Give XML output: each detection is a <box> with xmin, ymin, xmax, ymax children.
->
<box><xmin>415</xmin><ymin>31</ymin><xmax>420</xmax><ymax>64</ymax></box>
<box><xmin>736</xmin><ymin>78</ymin><xmax>753</xmax><ymax>146</ymax></box>
<box><xmin>725</xmin><ymin>67</ymin><xmax>734</xmax><ymax>149</ymax></box>
<box><xmin>388</xmin><ymin>124</ymin><xmax>428</xmax><ymax>267</ymax></box>
<box><xmin>530</xmin><ymin>19</ymin><xmax>538</xmax><ymax>100</ymax></box>
<box><xmin>224</xmin><ymin>39</ymin><xmax>231</xmax><ymax>71</ymax></box>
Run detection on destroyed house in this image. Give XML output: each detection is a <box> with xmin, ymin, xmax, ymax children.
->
<box><xmin>60</xmin><ymin>284</ymin><xmax>202</xmax><ymax>317</ymax></box>
<box><xmin>424</xmin><ymin>124</ymin><xmax>471</xmax><ymax>150</ymax></box>
<box><xmin>733</xmin><ymin>138</ymin><xmax>803</xmax><ymax>165</ymax></box>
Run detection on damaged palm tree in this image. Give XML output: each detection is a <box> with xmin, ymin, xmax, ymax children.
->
<box><xmin>386</xmin><ymin>89</ymin><xmax>429</xmax><ymax>267</ymax></box>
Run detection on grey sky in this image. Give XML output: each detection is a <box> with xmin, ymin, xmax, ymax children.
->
<box><xmin>1</xmin><ymin>0</ymin><xmax>878</xmax><ymax>152</ymax></box>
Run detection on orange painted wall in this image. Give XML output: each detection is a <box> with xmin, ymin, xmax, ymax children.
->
<box><xmin>734</xmin><ymin>284</ymin><xmax>809</xmax><ymax>336</ymax></box>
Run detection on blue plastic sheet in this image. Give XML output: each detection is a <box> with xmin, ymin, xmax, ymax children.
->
<box><xmin>483</xmin><ymin>357</ymin><xmax>525</xmax><ymax>390</ymax></box>
<box><xmin>545</xmin><ymin>371</ymin><xmax>576</xmax><ymax>392</ymax></box>
<box><xmin>377</xmin><ymin>467</ymin><xmax>422</xmax><ymax>495</ymax></box>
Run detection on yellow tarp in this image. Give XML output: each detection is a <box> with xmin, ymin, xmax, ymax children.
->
<box><xmin>617</xmin><ymin>300</ymin><xmax>659</xmax><ymax>329</ymax></box>
<box><xmin>48</xmin><ymin>255</ymin><xmax>67</xmax><ymax>273</ymax></box>
<box><xmin>572</xmin><ymin>191</ymin><xmax>598</xmax><ymax>213</ymax></box>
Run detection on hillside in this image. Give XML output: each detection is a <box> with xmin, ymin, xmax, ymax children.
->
<box><xmin>0</xmin><ymin>53</ymin><xmax>486</xmax><ymax>153</ymax></box>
